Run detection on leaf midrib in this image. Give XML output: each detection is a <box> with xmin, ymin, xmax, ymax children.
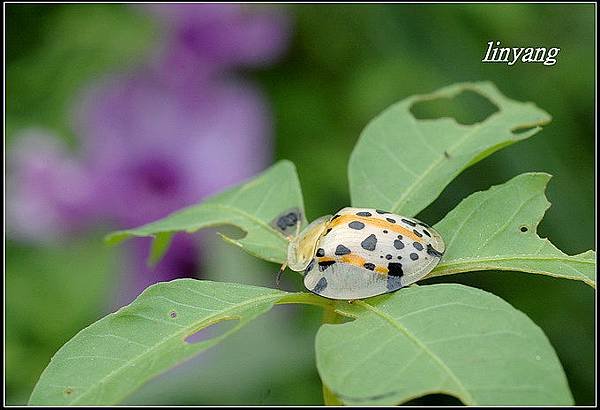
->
<box><xmin>68</xmin><ymin>291</ymin><xmax>286</xmax><ymax>405</ymax></box>
<box><xmin>437</xmin><ymin>255</ymin><xmax>596</xmax><ymax>266</ymax></box>
<box><xmin>430</xmin><ymin>255</ymin><xmax>595</xmax><ymax>286</ymax></box>
<box><xmin>354</xmin><ymin>300</ymin><xmax>476</xmax><ymax>405</ymax></box>
<box><xmin>184</xmin><ymin>203</ymin><xmax>288</xmax><ymax>240</ymax></box>
<box><xmin>120</xmin><ymin>202</ymin><xmax>289</xmax><ymax>245</ymax></box>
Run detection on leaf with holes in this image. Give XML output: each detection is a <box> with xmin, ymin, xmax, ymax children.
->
<box><xmin>317</xmin><ymin>284</ymin><xmax>573</xmax><ymax>405</ymax></box>
<box><xmin>348</xmin><ymin>81</ymin><xmax>551</xmax><ymax>216</ymax></box>
<box><xmin>28</xmin><ymin>280</ymin><xmax>306</xmax><ymax>405</ymax></box>
<box><xmin>427</xmin><ymin>173</ymin><xmax>595</xmax><ymax>287</ymax></box>
<box><xmin>106</xmin><ymin>160</ymin><xmax>306</xmax><ymax>264</ymax></box>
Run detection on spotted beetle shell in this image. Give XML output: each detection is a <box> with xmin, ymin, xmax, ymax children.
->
<box><xmin>291</xmin><ymin>207</ymin><xmax>445</xmax><ymax>300</ymax></box>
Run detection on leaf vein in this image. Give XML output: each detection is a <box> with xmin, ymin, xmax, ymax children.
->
<box><xmin>69</xmin><ymin>292</ymin><xmax>284</xmax><ymax>404</ymax></box>
<box><xmin>355</xmin><ymin>300</ymin><xmax>476</xmax><ymax>405</ymax></box>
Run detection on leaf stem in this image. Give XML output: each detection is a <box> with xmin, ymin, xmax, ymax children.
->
<box><xmin>276</xmin><ymin>292</ymin><xmax>335</xmax><ymax>310</ymax></box>
<box><xmin>321</xmin><ymin>304</ymin><xmax>340</xmax><ymax>325</ymax></box>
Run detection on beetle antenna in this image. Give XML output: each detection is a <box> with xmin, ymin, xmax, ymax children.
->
<box><xmin>277</xmin><ymin>218</ymin><xmax>301</xmax><ymax>287</ymax></box>
<box><xmin>285</xmin><ymin>217</ymin><xmax>301</xmax><ymax>241</ymax></box>
<box><xmin>277</xmin><ymin>216</ymin><xmax>302</xmax><ymax>288</ymax></box>
<box><xmin>294</xmin><ymin>218</ymin><xmax>301</xmax><ymax>236</ymax></box>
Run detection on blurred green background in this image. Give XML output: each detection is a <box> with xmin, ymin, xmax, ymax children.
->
<box><xmin>6</xmin><ymin>3</ymin><xmax>595</xmax><ymax>405</ymax></box>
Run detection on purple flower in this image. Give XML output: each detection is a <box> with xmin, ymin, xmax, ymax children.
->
<box><xmin>74</xmin><ymin>72</ymin><xmax>272</xmax><ymax>229</ymax></box>
<box><xmin>6</xmin><ymin>129</ymin><xmax>97</xmax><ymax>242</ymax></box>
<box><xmin>146</xmin><ymin>4</ymin><xmax>291</xmax><ymax>87</ymax></box>
<box><xmin>7</xmin><ymin>4</ymin><xmax>291</xmax><ymax>304</ymax></box>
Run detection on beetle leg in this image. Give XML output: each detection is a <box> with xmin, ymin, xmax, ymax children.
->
<box><xmin>275</xmin><ymin>262</ymin><xmax>288</xmax><ymax>288</ymax></box>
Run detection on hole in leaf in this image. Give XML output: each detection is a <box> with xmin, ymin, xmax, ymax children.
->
<box><xmin>520</xmin><ymin>226</ymin><xmax>529</xmax><ymax>233</ymax></box>
<box><xmin>410</xmin><ymin>90</ymin><xmax>499</xmax><ymax>125</ymax></box>
<box><xmin>63</xmin><ymin>387</ymin><xmax>75</xmax><ymax>396</ymax></box>
<box><xmin>184</xmin><ymin>317</ymin><xmax>239</xmax><ymax>344</ymax></box>
<box><xmin>403</xmin><ymin>393</ymin><xmax>463</xmax><ymax>406</ymax></box>
<box><xmin>169</xmin><ymin>311</ymin><xmax>177</xmax><ymax>318</ymax></box>
<box><xmin>511</xmin><ymin>124</ymin><xmax>538</xmax><ymax>135</ymax></box>
<box><xmin>216</xmin><ymin>224</ymin><xmax>247</xmax><ymax>240</ymax></box>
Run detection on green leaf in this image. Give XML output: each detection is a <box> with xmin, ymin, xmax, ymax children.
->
<box><xmin>106</xmin><ymin>160</ymin><xmax>306</xmax><ymax>264</ymax></box>
<box><xmin>348</xmin><ymin>81</ymin><xmax>551</xmax><ymax>216</ymax></box>
<box><xmin>28</xmin><ymin>280</ymin><xmax>292</xmax><ymax>405</ymax></box>
<box><xmin>147</xmin><ymin>232</ymin><xmax>174</xmax><ymax>266</ymax></box>
<box><xmin>428</xmin><ymin>173</ymin><xmax>595</xmax><ymax>287</ymax></box>
<box><xmin>316</xmin><ymin>284</ymin><xmax>573</xmax><ymax>405</ymax></box>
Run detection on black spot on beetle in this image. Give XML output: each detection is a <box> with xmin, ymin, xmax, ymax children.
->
<box><xmin>393</xmin><ymin>239</ymin><xmax>405</xmax><ymax>250</ymax></box>
<box><xmin>387</xmin><ymin>262</ymin><xmax>404</xmax><ymax>277</ymax></box>
<box><xmin>361</xmin><ymin>234</ymin><xmax>377</xmax><ymax>251</ymax></box>
<box><xmin>383</xmin><ymin>230</ymin><xmax>388</xmax><ymax>234</ymax></box>
<box><xmin>397</xmin><ymin>234</ymin><xmax>403</xmax><ymax>240</ymax></box>
<box><xmin>401</xmin><ymin>218</ymin><xmax>417</xmax><ymax>227</ymax></box>
<box><xmin>313</xmin><ymin>277</ymin><xmax>328</xmax><ymax>293</ymax></box>
<box><xmin>363</xmin><ymin>263</ymin><xmax>375</xmax><ymax>271</ymax></box>
<box><xmin>318</xmin><ymin>260</ymin><xmax>336</xmax><ymax>271</ymax></box>
<box><xmin>426</xmin><ymin>244</ymin><xmax>444</xmax><ymax>258</ymax></box>
<box><xmin>418</xmin><ymin>221</ymin><xmax>431</xmax><ymax>228</ymax></box>
<box><xmin>331</xmin><ymin>214</ymin><xmax>341</xmax><ymax>221</ymax></box>
<box><xmin>348</xmin><ymin>221</ymin><xmax>365</xmax><ymax>230</ymax></box>
<box><xmin>410</xmin><ymin>253</ymin><xmax>419</xmax><ymax>260</ymax></box>
<box><xmin>413</xmin><ymin>242</ymin><xmax>424</xmax><ymax>251</ymax></box>
<box><xmin>316</xmin><ymin>248</ymin><xmax>325</xmax><ymax>257</ymax></box>
<box><xmin>386</xmin><ymin>254</ymin><xmax>393</xmax><ymax>260</ymax></box>
<box><xmin>386</xmin><ymin>217</ymin><xmax>396</xmax><ymax>223</ymax></box>
<box><xmin>323</xmin><ymin>228</ymin><xmax>333</xmax><ymax>236</ymax></box>
<box><xmin>413</xmin><ymin>229</ymin><xmax>423</xmax><ymax>237</ymax></box>
<box><xmin>376</xmin><ymin>209</ymin><xmax>388</xmax><ymax>214</ymax></box>
<box><xmin>304</xmin><ymin>258</ymin><xmax>316</xmax><ymax>274</ymax></box>
<box><xmin>356</xmin><ymin>211</ymin><xmax>372</xmax><ymax>217</ymax></box>
<box><xmin>335</xmin><ymin>244</ymin><xmax>351</xmax><ymax>255</ymax></box>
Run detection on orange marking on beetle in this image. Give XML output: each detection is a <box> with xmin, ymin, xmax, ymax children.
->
<box><xmin>340</xmin><ymin>254</ymin><xmax>366</xmax><ymax>267</ymax></box>
<box><xmin>327</xmin><ymin>215</ymin><xmax>422</xmax><ymax>242</ymax></box>
<box><xmin>318</xmin><ymin>257</ymin><xmax>336</xmax><ymax>263</ymax></box>
<box><xmin>375</xmin><ymin>265</ymin><xmax>389</xmax><ymax>274</ymax></box>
